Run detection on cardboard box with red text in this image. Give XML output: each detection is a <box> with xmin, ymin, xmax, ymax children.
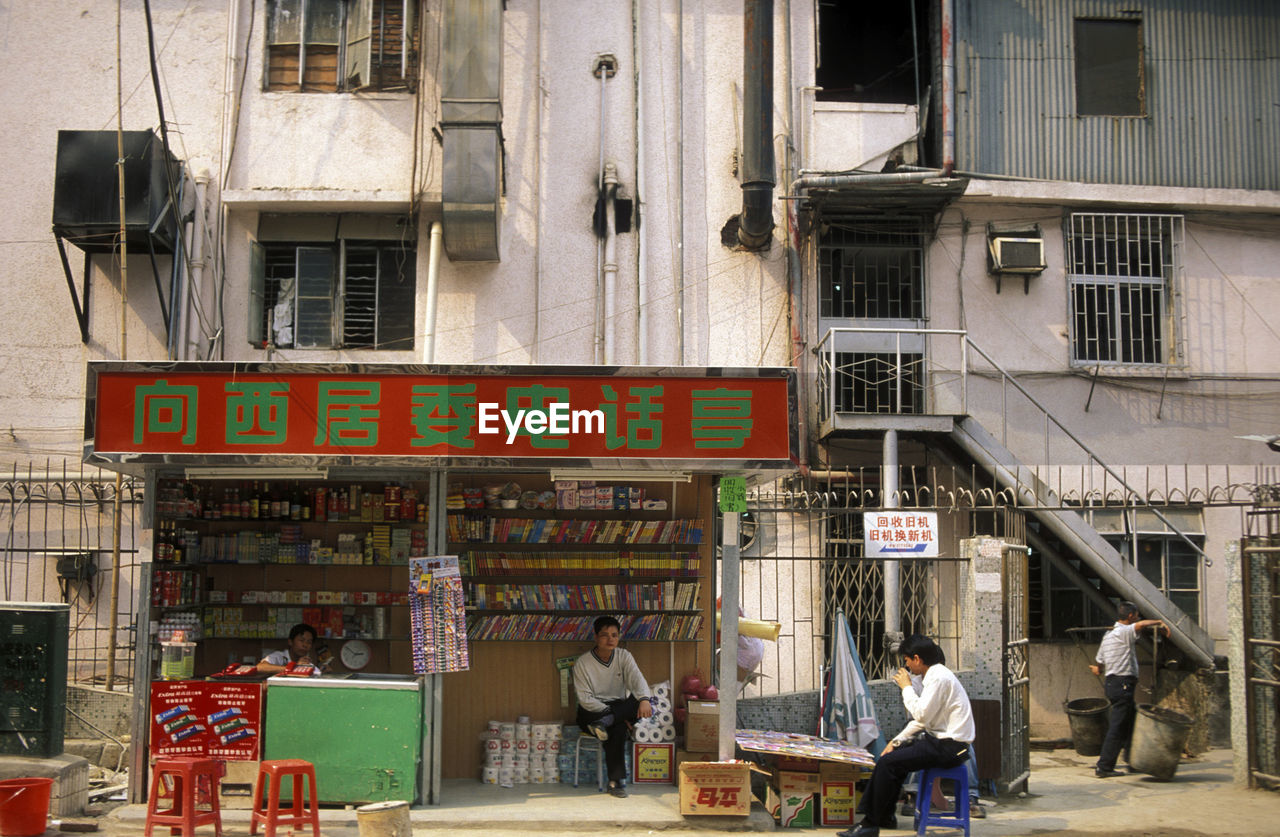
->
<box><xmin>678</xmin><ymin>761</ymin><xmax>751</xmax><ymax>816</ymax></box>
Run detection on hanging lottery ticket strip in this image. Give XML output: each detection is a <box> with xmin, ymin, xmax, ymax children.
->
<box><xmin>409</xmin><ymin>555</ymin><xmax>471</xmax><ymax>673</ymax></box>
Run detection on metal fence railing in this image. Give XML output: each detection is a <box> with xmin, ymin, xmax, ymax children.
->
<box><xmin>0</xmin><ymin>459</ymin><xmax>142</xmax><ymax>688</ymax></box>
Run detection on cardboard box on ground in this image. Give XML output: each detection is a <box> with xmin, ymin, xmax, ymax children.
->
<box><xmin>684</xmin><ymin>700</ymin><xmax>719</xmax><ymax>752</ymax></box>
<box><xmin>763</xmin><ymin>762</ymin><xmax>865</xmax><ymax>828</ymax></box>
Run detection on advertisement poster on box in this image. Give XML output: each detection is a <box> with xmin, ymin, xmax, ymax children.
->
<box><xmin>149</xmin><ymin>681</ymin><xmax>263</xmax><ymax>759</ymax></box>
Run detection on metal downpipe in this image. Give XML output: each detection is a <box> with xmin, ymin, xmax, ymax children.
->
<box><xmin>737</xmin><ymin>0</ymin><xmax>775</xmax><ymax>249</ymax></box>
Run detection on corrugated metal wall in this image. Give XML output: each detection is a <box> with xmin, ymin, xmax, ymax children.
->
<box><xmin>955</xmin><ymin>0</ymin><xmax>1280</xmax><ymax>189</ymax></box>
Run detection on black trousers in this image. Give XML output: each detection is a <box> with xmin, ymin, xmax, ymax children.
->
<box><xmin>1097</xmin><ymin>674</ymin><xmax>1138</xmax><ymax>771</ymax></box>
<box><xmin>576</xmin><ymin>696</ymin><xmax>640</xmax><ymax>784</ymax></box>
<box><xmin>856</xmin><ymin>735</ymin><xmax>969</xmax><ymax>828</ymax></box>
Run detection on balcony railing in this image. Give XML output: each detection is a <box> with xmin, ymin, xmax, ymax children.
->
<box><xmin>816</xmin><ymin>327</ymin><xmax>968</xmax><ymax>421</ymax></box>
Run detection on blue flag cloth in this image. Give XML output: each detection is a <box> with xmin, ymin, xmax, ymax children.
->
<box><xmin>820</xmin><ymin>609</ymin><xmax>887</xmax><ymax>757</ymax></box>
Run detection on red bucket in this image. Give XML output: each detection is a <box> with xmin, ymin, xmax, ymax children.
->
<box><xmin>0</xmin><ymin>777</ymin><xmax>53</xmax><ymax>837</ymax></box>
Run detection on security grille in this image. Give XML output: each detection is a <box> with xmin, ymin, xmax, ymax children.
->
<box><xmin>833</xmin><ymin>351</ymin><xmax>924</xmax><ymax>414</ymax></box>
<box><xmin>819</xmin><ymin>219</ymin><xmax>925</xmax><ymax>320</ymax></box>
<box><xmin>1067</xmin><ymin>213</ymin><xmax>1183</xmax><ymax>367</ymax></box>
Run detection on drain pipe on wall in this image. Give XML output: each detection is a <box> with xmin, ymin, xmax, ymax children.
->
<box><xmin>603</xmin><ymin>162</ymin><xmax>620</xmax><ymax>364</ymax></box>
<box><xmin>737</xmin><ymin>0</ymin><xmax>775</xmax><ymax>249</ymax></box>
<box><xmin>423</xmin><ymin>221</ymin><xmax>444</xmax><ymax>363</ymax></box>
<box><xmin>632</xmin><ymin>0</ymin><xmax>648</xmax><ymax>363</ymax></box>
<box><xmin>941</xmin><ymin>0</ymin><xmax>955</xmax><ymax>175</ymax></box>
<box><xmin>182</xmin><ymin>169</ymin><xmax>211</xmax><ymax>360</ymax></box>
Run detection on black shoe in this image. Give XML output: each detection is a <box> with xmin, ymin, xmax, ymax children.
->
<box><xmin>835</xmin><ymin>825</ymin><xmax>879</xmax><ymax>837</ymax></box>
<box><xmin>588</xmin><ymin>722</ymin><xmax>609</xmax><ymax>741</ymax></box>
<box><xmin>971</xmin><ymin>801</ymin><xmax>987</xmax><ymax>818</ymax></box>
<box><xmin>1095</xmin><ymin>768</ymin><xmax>1125</xmax><ymax>778</ymax></box>
<box><xmin>608</xmin><ymin>781</ymin><xmax>627</xmax><ymax>798</ymax></box>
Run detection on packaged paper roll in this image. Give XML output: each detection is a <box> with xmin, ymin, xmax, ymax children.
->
<box><xmin>515</xmin><ymin>738</ymin><xmax>530</xmax><ymax>752</ymax></box>
<box><xmin>485</xmin><ymin>738</ymin><xmax>501</xmax><ymax>752</ymax></box>
<box><xmin>533</xmin><ymin>739</ymin><xmax>547</xmax><ymax>753</ymax></box>
<box><xmin>531</xmin><ymin>767</ymin><xmax>545</xmax><ymax>783</ymax></box>
<box><xmin>532</xmin><ymin>723</ymin><xmax>550</xmax><ymax>740</ymax></box>
<box><xmin>481</xmin><ymin>767</ymin><xmax>499</xmax><ymax>784</ymax></box>
<box><xmin>655</xmin><ymin>710</ymin><xmax>674</xmax><ymax>727</ymax></box>
<box><xmin>517</xmin><ymin>715</ymin><xmax>531</xmax><ymax>724</ymax></box>
<box><xmin>660</xmin><ymin>726</ymin><xmax>677</xmax><ymax>741</ymax></box>
<box><xmin>487</xmin><ymin>720</ymin><xmax>501</xmax><ymax>734</ymax></box>
<box><xmin>500</xmin><ymin>738</ymin><xmax>512</xmax><ymax>751</ymax></box>
<box><xmin>512</xmin><ymin>753</ymin><xmax>529</xmax><ymax>767</ymax></box>
<box><xmin>515</xmin><ymin>723</ymin><xmax>532</xmax><ymax>740</ymax></box>
<box><xmin>548</xmin><ymin>739</ymin><xmax>561</xmax><ymax>753</ymax></box>
<box><xmin>633</xmin><ymin>726</ymin><xmax>655</xmax><ymax>743</ymax></box>
<box><xmin>484</xmin><ymin>752</ymin><xmax>501</xmax><ymax>768</ymax></box>
<box><xmin>545</xmin><ymin>770</ymin><xmax>559</xmax><ymax>783</ymax></box>
<box><xmin>514</xmin><ymin>769</ymin><xmax>530</xmax><ymax>784</ymax></box>
<box><xmin>499</xmin><ymin>722</ymin><xmax>516</xmax><ymax>738</ymax></box>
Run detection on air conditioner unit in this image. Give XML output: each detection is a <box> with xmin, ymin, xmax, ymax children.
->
<box><xmin>989</xmin><ymin>236</ymin><xmax>1046</xmax><ymax>274</ymax></box>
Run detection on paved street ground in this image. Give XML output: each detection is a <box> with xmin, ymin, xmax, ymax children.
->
<box><xmin>80</xmin><ymin>747</ymin><xmax>1276</xmax><ymax>837</ymax></box>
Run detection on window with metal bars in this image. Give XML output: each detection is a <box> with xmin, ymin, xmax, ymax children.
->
<box><xmin>1066</xmin><ymin>213</ymin><xmax>1182</xmax><ymax>367</ymax></box>
<box><xmin>819</xmin><ymin>220</ymin><xmax>925</xmax><ymax>319</ymax></box>
<box><xmin>250</xmin><ymin>223</ymin><xmax>416</xmax><ymax>350</ymax></box>
<box><xmin>266</xmin><ymin>0</ymin><xmax>418</xmax><ymax>93</ymax></box>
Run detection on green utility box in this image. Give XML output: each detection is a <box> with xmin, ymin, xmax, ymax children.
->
<box><xmin>0</xmin><ymin>602</ymin><xmax>70</xmax><ymax>757</ymax></box>
<box><xmin>264</xmin><ymin>674</ymin><xmax>423</xmax><ymax>804</ymax></box>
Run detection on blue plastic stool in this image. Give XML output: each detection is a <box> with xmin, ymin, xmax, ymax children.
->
<box><xmin>914</xmin><ymin>763</ymin><xmax>970</xmax><ymax>837</ymax></box>
<box><xmin>573</xmin><ymin>732</ymin><xmax>606</xmax><ymax>791</ymax></box>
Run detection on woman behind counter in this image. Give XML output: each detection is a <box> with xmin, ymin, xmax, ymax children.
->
<box><xmin>258</xmin><ymin>622</ymin><xmax>327</xmax><ymax>675</ymax></box>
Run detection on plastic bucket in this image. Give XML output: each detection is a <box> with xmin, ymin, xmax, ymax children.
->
<box><xmin>1129</xmin><ymin>703</ymin><xmax>1194</xmax><ymax>781</ymax></box>
<box><xmin>1064</xmin><ymin>697</ymin><xmax>1110</xmax><ymax>757</ymax></box>
<box><xmin>0</xmin><ymin>777</ymin><xmax>53</xmax><ymax>837</ymax></box>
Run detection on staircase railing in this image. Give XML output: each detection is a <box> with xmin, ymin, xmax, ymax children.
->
<box><xmin>962</xmin><ymin>337</ymin><xmax>1210</xmax><ymax>566</ymax></box>
<box><xmin>816</xmin><ymin>326</ymin><xmax>1210</xmax><ymax>566</ymax></box>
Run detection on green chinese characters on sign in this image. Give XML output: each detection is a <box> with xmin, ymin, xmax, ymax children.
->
<box><xmin>409</xmin><ymin>384</ymin><xmax>478</xmax><ymax>448</ymax></box>
<box><xmin>509</xmin><ymin>384</ymin><xmax>572</xmax><ymax>449</ymax></box>
<box><xmin>691</xmin><ymin>388</ymin><xmax>754</xmax><ymax>449</ymax></box>
<box><xmin>597</xmin><ymin>385</ymin><xmax>664</xmax><ymax>451</ymax></box>
<box><xmin>313</xmin><ymin>381</ymin><xmax>381</xmax><ymax>447</ymax></box>
<box><xmin>225</xmin><ymin>382</ymin><xmax>289</xmax><ymax>444</ymax></box>
<box><xmin>133</xmin><ymin>380</ymin><xmax>198</xmax><ymax>445</ymax></box>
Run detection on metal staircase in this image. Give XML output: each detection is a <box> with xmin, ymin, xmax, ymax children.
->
<box><xmin>949</xmin><ymin>415</ymin><xmax>1216</xmax><ymax>669</ymax></box>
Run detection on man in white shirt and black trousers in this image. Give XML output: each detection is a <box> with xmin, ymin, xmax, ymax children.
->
<box><xmin>839</xmin><ymin>634</ymin><xmax>975</xmax><ymax>837</ymax></box>
<box><xmin>1089</xmin><ymin>600</ymin><xmax>1169</xmax><ymax>778</ymax></box>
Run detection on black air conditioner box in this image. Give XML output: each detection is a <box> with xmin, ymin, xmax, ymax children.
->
<box><xmin>52</xmin><ymin>130</ymin><xmax>180</xmax><ymax>253</ymax></box>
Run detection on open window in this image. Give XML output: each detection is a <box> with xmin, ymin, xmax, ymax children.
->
<box><xmin>266</xmin><ymin>0</ymin><xmax>419</xmax><ymax>93</ymax></box>
<box><xmin>815</xmin><ymin>0</ymin><xmax>930</xmax><ymax>104</ymax></box>
<box><xmin>248</xmin><ymin>214</ymin><xmax>416</xmax><ymax>351</ymax></box>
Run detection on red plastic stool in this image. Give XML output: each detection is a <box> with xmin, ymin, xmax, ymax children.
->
<box><xmin>249</xmin><ymin>759</ymin><xmax>321</xmax><ymax>837</ymax></box>
<box><xmin>145</xmin><ymin>757</ymin><xmax>223</xmax><ymax>837</ymax></box>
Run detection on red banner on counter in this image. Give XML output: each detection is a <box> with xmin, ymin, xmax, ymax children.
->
<box><xmin>89</xmin><ymin>367</ymin><xmax>794</xmax><ymax>462</ymax></box>
<box><xmin>149</xmin><ymin>680</ymin><xmax>263</xmax><ymax>760</ymax></box>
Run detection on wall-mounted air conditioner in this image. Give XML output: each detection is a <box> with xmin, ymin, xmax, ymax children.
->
<box><xmin>987</xmin><ymin>224</ymin><xmax>1047</xmax><ymax>293</ymax></box>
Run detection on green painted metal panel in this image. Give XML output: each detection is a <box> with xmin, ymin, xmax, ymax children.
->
<box><xmin>264</xmin><ymin>678</ymin><xmax>422</xmax><ymax>804</ymax></box>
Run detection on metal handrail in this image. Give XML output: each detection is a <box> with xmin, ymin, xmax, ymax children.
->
<box><xmin>815</xmin><ymin>326</ymin><xmax>1210</xmax><ymax>566</ymax></box>
<box><xmin>962</xmin><ymin>337</ymin><xmax>1210</xmax><ymax>566</ymax></box>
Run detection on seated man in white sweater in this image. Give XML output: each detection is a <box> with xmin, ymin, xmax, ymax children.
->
<box><xmin>573</xmin><ymin>615</ymin><xmax>654</xmax><ymax>797</ymax></box>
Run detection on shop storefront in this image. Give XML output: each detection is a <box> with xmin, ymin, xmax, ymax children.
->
<box><xmin>83</xmin><ymin>362</ymin><xmax>797</xmax><ymax>805</ymax></box>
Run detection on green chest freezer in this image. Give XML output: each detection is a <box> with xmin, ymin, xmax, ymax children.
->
<box><xmin>264</xmin><ymin>673</ymin><xmax>423</xmax><ymax>804</ymax></box>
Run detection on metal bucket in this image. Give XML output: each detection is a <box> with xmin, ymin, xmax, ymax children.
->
<box><xmin>1129</xmin><ymin>703</ymin><xmax>1194</xmax><ymax>781</ymax></box>
<box><xmin>1064</xmin><ymin>697</ymin><xmax>1110</xmax><ymax>757</ymax></box>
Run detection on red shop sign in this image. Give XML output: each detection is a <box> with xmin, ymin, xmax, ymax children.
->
<box><xmin>88</xmin><ymin>365</ymin><xmax>795</xmax><ymax>464</ymax></box>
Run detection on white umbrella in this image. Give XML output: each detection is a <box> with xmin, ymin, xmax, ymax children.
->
<box><xmin>820</xmin><ymin>608</ymin><xmax>886</xmax><ymax>754</ymax></box>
